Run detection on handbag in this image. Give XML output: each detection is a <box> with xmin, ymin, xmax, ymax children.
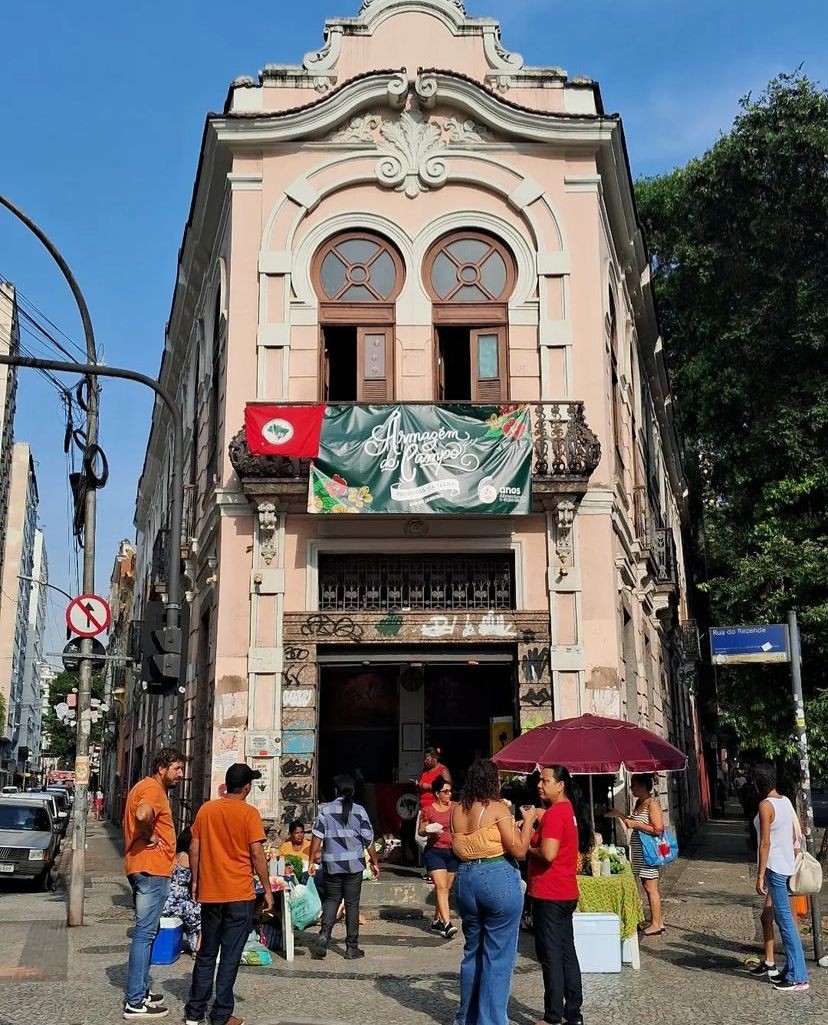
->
<box><xmin>640</xmin><ymin>828</ymin><xmax>679</xmax><ymax>868</ymax></box>
<box><xmin>789</xmin><ymin>802</ymin><xmax>823</xmax><ymax>896</ymax></box>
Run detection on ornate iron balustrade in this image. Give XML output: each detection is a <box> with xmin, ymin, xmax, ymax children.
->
<box><xmin>318</xmin><ymin>553</ymin><xmax>515</xmax><ymax>612</ymax></box>
<box><xmin>679</xmin><ymin>619</ymin><xmax>700</xmax><ymax>661</ymax></box>
<box><xmin>228</xmin><ymin>402</ymin><xmax>601</xmax><ymax>494</ymax></box>
<box><xmin>653</xmin><ymin>526</ymin><xmax>678</xmax><ymax>586</ymax></box>
<box><xmin>633</xmin><ymin>485</ymin><xmax>652</xmax><ymax>549</ymax></box>
<box><xmin>151</xmin><ymin>528</ymin><xmax>170</xmax><ymax>592</ymax></box>
<box><xmin>128</xmin><ymin>620</ymin><xmax>143</xmax><ymax>663</ymax></box>
<box><xmin>531</xmin><ymin>402</ymin><xmax>601</xmax><ymax>480</ymax></box>
<box><xmin>181</xmin><ymin>484</ymin><xmax>197</xmax><ymax>555</ymax></box>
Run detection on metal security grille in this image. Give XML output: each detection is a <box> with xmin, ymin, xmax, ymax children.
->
<box><xmin>318</xmin><ymin>554</ymin><xmax>515</xmax><ymax>612</ymax></box>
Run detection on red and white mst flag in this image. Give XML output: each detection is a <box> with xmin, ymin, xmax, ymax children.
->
<box><xmin>244</xmin><ymin>404</ymin><xmax>327</xmax><ymax>458</ymax></box>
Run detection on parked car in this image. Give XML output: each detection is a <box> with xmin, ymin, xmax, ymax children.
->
<box><xmin>8</xmin><ymin>792</ymin><xmax>67</xmax><ymax>836</ymax></box>
<box><xmin>0</xmin><ymin>798</ymin><xmax>57</xmax><ymax>888</ymax></box>
<box><xmin>1</xmin><ymin>785</ymin><xmax>19</xmax><ymax>795</ymax></box>
<box><xmin>46</xmin><ymin>786</ymin><xmax>73</xmax><ymax>809</ymax></box>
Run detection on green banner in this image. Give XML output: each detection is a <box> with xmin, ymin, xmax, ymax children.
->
<box><xmin>308</xmin><ymin>404</ymin><xmax>532</xmax><ymax>515</ymax></box>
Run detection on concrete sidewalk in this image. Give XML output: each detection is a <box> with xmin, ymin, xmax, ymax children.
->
<box><xmin>1</xmin><ymin>810</ymin><xmax>825</xmax><ymax>1025</ymax></box>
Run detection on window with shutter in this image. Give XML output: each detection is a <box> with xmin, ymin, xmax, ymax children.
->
<box><xmin>312</xmin><ymin>233</ymin><xmax>404</xmax><ymax>402</ymax></box>
<box><xmin>425</xmin><ymin>232</ymin><xmax>515</xmax><ymax>403</ymax></box>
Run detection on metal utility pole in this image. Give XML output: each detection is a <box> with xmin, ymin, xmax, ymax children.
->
<box><xmin>0</xmin><ymin>194</ymin><xmax>99</xmax><ymax>927</ymax></box>
<box><xmin>787</xmin><ymin>610</ymin><xmax>824</xmax><ymax>962</ymax></box>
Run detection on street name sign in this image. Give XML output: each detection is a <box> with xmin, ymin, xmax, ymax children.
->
<box><xmin>66</xmin><ymin>593</ymin><xmax>111</xmax><ymax>638</ymax></box>
<box><xmin>710</xmin><ymin>624</ymin><xmax>790</xmax><ymax>665</ymax></box>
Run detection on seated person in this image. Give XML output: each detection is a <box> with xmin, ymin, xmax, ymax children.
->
<box><xmin>279</xmin><ymin>820</ymin><xmax>311</xmax><ymax>865</ymax></box>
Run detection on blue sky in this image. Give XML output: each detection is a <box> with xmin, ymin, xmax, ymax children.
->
<box><xmin>1</xmin><ymin>0</ymin><xmax>826</xmax><ymax>663</ymax></box>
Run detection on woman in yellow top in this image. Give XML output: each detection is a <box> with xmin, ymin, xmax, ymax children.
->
<box><xmin>451</xmin><ymin>759</ymin><xmax>539</xmax><ymax>1025</ymax></box>
<box><xmin>279</xmin><ymin>820</ymin><xmax>311</xmax><ymax>862</ymax></box>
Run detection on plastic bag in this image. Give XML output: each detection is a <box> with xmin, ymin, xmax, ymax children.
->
<box><xmin>241</xmin><ymin>930</ymin><xmax>273</xmax><ymax>966</ymax></box>
<box><xmin>288</xmin><ymin>876</ymin><xmax>322</xmax><ymax>931</ymax></box>
<box><xmin>640</xmin><ymin>829</ymin><xmax>679</xmax><ymax>868</ymax></box>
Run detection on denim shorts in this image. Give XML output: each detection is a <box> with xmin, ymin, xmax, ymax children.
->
<box><xmin>425</xmin><ymin>847</ymin><xmax>460</xmax><ymax>874</ymax></box>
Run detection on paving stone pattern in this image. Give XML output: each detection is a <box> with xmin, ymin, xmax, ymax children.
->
<box><xmin>0</xmin><ymin>814</ymin><xmax>824</xmax><ymax>1025</ymax></box>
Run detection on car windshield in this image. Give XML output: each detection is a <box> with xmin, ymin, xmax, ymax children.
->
<box><xmin>0</xmin><ymin>804</ymin><xmax>51</xmax><ymax>831</ymax></box>
<box><xmin>46</xmin><ymin>792</ymin><xmax>68</xmax><ymax>809</ymax></box>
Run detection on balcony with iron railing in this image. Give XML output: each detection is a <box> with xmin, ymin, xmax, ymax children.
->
<box><xmin>633</xmin><ymin>484</ymin><xmax>679</xmax><ymax>589</ymax></box>
<box><xmin>228</xmin><ymin>401</ymin><xmax>602</xmax><ymax>502</ymax></box>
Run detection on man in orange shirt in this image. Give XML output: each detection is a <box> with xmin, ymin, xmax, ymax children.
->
<box><xmin>184</xmin><ymin>764</ymin><xmax>274</xmax><ymax>1025</ymax></box>
<box><xmin>122</xmin><ymin>747</ymin><xmax>186</xmax><ymax>1019</ymax></box>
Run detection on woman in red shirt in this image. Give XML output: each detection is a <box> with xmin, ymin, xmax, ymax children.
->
<box><xmin>528</xmin><ymin>765</ymin><xmax>593</xmax><ymax>1025</ymax></box>
<box><xmin>417</xmin><ymin>747</ymin><xmax>451</xmax><ymax>810</ymax></box>
<box><xmin>417</xmin><ymin>775</ymin><xmax>458</xmax><ymax>939</ymax></box>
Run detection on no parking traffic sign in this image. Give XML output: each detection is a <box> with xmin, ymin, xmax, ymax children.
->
<box><xmin>66</xmin><ymin>593</ymin><xmax>111</xmax><ymax>638</ymax></box>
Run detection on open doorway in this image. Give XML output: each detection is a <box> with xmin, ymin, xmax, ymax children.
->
<box><xmin>322</xmin><ymin>326</ymin><xmax>358</xmax><ymax>401</ymax></box>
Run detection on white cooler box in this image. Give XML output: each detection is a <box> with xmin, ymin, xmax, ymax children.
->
<box><xmin>573</xmin><ymin>912</ymin><xmax>622</xmax><ymax>973</ymax></box>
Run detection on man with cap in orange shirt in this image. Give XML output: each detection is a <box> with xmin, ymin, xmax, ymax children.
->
<box><xmin>184</xmin><ymin>764</ymin><xmax>274</xmax><ymax>1025</ymax></box>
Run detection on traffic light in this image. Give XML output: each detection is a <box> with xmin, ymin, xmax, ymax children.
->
<box><xmin>140</xmin><ymin>600</ymin><xmax>188</xmax><ymax>694</ymax></box>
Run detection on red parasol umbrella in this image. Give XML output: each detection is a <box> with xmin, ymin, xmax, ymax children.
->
<box><xmin>491</xmin><ymin>713</ymin><xmax>687</xmax><ymax>774</ymax></box>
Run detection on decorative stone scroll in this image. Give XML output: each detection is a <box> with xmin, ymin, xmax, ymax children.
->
<box><xmin>326</xmin><ymin>108</ymin><xmax>495</xmax><ymax>198</ymax></box>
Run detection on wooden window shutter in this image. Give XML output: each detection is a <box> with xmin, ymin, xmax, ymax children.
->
<box><xmin>471</xmin><ymin>327</ymin><xmax>507</xmax><ymax>403</ymax></box>
<box><xmin>358</xmin><ymin>327</ymin><xmax>392</xmax><ymax>402</ymax></box>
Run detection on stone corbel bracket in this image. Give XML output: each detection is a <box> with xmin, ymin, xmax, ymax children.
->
<box><xmin>255</xmin><ymin>501</ymin><xmax>280</xmax><ymax>566</ymax></box>
<box><xmin>553</xmin><ymin>497</ymin><xmax>577</xmax><ymax>574</ymax></box>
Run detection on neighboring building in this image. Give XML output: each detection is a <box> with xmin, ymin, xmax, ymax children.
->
<box><xmin>39</xmin><ymin>662</ymin><xmax>58</xmax><ymax>776</ymax></box>
<box><xmin>100</xmin><ymin>539</ymin><xmax>137</xmax><ymax>820</ymax></box>
<box><xmin>133</xmin><ymin>0</ymin><xmax>709</xmax><ymax>834</ymax></box>
<box><xmin>0</xmin><ymin>282</ymin><xmax>20</xmax><ymax>594</ymax></box>
<box><xmin>18</xmin><ymin>528</ymin><xmax>48</xmax><ymax>777</ymax></box>
<box><xmin>0</xmin><ymin>443</ymin><xmax>39</xmax><ymax>781</ymax></box>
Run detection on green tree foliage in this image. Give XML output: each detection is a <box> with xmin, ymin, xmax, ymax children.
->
<box><xmin>42</xmin><ymin>671</ymin><xmax>105</xmax><ymax>767</ymax></box>
<box><xmin>636</xmin><ymin>72</ymin><xmax>828</xmax><ymax>778</ymax></box>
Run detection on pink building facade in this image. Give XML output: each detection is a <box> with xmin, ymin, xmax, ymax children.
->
<box><xmin>133</xmin><ymin>0</ymin><xmax>708</xmax><ymax>834</ymax></box>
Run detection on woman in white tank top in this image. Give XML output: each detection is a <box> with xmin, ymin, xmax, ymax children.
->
<box><xmin>751</xmin><ymin>765</ymin><xmax>809</xmax><ymax>991</ymax></box>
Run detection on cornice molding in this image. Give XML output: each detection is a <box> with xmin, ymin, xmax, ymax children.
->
<box><xmin>214</xmin><ymin>71</ymin><xmax>614</xmax><ymax>150</ymax></box>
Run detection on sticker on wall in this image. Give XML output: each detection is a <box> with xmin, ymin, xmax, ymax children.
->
<box><xmin>246</xmin><ymin>731</ymin><xmax>282</xmax><ymax>758</ymax></box>
<box><xmin>283</xmin><ymin>730</ymin><xmax>315</xmax><ymax>755</ymax></box>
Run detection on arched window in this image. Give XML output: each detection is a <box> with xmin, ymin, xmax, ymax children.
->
<box><xmin>425</xmin><ymin>232</ymin><xmax>515</xmax><ymax>305</ymax></box>
<box><xmin>312</xmin><ymin>232</ymin><xmax>404</xmax><ymax>401</ymax></box>
<box><xmin>424</xmin><ymin>231</ymin><xmax>515</xmax><ymax>403</ymax></box>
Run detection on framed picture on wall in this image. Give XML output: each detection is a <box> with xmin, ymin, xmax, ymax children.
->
<box><xmin>402</xmin><ymin>722</ymin><xmax>423</xmax><ymax>752</ymax></box>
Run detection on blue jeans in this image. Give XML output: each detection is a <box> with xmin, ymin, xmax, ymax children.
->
<box><xmin>185</xmin><ymin>900</ymin><xmax>255</xmax><ymax>1025</ymax></box>
<box><xmin>126</xmin><ymin>873</ymin><xmax>171</xmax><ymax>1007</ymax></box>
<box><xmin>766</xmin><ymin>869</ymin><xmax>809</xmax><ymax>984</ymax></box>
<box><xmin>455</xmin><ymin>859</ymin><xmax>523</xmax><ymax>1025</ymax></box>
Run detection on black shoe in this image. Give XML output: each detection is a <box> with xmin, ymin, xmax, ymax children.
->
<box><xmin>749</xmin><ymin>961</ymin><xmax>780</xmax><ymax>978</ymax></box>
<box><xmin>430</xmin><ymin>918</ymin><xmax>443</xmax><ymax>932</ymax></box>
<box><xmin>442</xmin><ymin>922</ymin><xmax>458</xmax><ymax>939</ymax></box>
<box><xmin>123</xmin><ymin>1002</ymin><xmax>169</xmax><ymax>1019</ymax></box>
<box><xmin>773</xmin><ymin>978</ymin><xmax>809</xmax><ymax>992</ymax></box>
<box><xmin>343</xmin><ymin>947</ymin><xmax>365</xmax><ymax>959</ymax></box>
<box><xmin>311</xmin><ymin>933</ymin><xmax>330</xmax><ymax>960</ymax></box>
<box><xmin>144</xmin><ymin>991</ymin><xmax>165</xmax><ymax>1007</ymax></box>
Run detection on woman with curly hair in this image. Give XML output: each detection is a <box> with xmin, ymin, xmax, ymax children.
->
<box><xmin>451</xmin><ymin>758</ymin><xmax>539</xmax><ymax>1025</ymax></box>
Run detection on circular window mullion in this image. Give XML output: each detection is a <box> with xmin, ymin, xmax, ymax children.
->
<box><xmin>426</xmin><ymin>231</ymin><xmax>515</xmax><ymax>305</ymax></box>
<box><xmin>313</xmin><ymin>233</ymin><xmax>404</xmax><ymax>303</ymax></box>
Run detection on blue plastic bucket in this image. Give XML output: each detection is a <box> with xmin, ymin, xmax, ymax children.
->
<box><xmin>151</xmin><ymin>916</ymin><xmax>184</xmax><ymax>965</ymax></box>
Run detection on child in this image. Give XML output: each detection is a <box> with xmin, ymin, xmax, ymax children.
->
<box><xmin>163</xmin><ymin>827</ymin><xmax>201</xmax><ymax>954</ymax></box>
